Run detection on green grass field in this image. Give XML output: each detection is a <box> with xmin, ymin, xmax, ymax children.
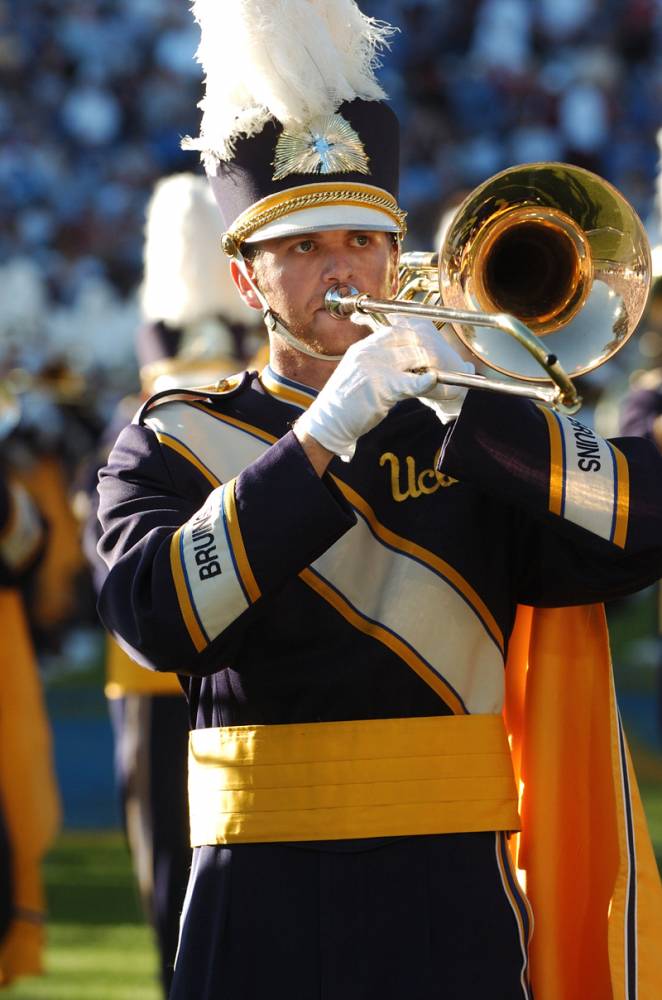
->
<box><xmin>6</xmin><ymin>832</ymin><xmax>161</xmax><ymax>1000</ymax></box>
<box><xmin>4</xmin><ymin>773</ymin><xmax>662</xmax><ymax>1000</ymax></box>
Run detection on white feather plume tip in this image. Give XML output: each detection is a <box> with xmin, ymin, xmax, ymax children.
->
<box><xmin>140</xmin><ymin>173</ymin><xmax>255</xmax><ymax>326</ymax></box>
<box><xmin>182</xmin><ymin>0</ymin><xmax>396</xmax><ymax>167</ymax></box>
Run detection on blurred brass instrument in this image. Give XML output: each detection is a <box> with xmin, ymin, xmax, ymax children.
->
<box><xmin>325</xmin><ymin>163</ymin><xmax>652</xmax><ymax>415</ymax></box>
<box><xmin>0</xmin><ymin>366</ymin><xmax>87</xmax><ymax>439</ymax></box>
<box><xmin>0</xmin><ymin>382</ymin><xmax>20</xmax><ymax>439</ymax></box>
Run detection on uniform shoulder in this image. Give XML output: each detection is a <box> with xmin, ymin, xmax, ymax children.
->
<box><xmin>135</xmin><ymin>370</ymin><xmax>254</xmax><ymax>426</ymax></box>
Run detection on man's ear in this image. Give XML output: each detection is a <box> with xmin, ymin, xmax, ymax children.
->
<box><xmin>230</xmin><ymin>259</ymin><xmax>262</xmax><ymax>311</ymax></box>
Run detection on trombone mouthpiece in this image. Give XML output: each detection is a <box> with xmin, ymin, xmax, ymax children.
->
<box><xmin>325</xmin><ymin>284</ymin><xmax>360</xmax><ymax>319</ymax></box>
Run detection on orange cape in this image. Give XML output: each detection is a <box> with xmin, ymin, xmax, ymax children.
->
<box><xmin>505</xmin><ymin>605</ymin><xmax>662</xmax><ymax>999</ymax></box>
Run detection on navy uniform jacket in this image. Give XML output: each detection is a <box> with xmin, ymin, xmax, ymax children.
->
<box><xmin>97</xmin><ymin>367</ymin><xmax>662</xmax><ymax>734</ymax></box>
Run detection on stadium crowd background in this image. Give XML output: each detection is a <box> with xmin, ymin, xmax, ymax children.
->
<box><xmin>1</xmin><ymin>0</ymin><xmax>661</xmax><ymax>650</ymax></box>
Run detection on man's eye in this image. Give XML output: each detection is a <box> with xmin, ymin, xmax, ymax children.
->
<box><xmin>295</xmin><ymin>239</ymin><xmax>314</xmax><ymax>253</ymax></box>
<box><xmin>353</xmin><ymin>234</ymin><xmax>370</xmax><ymax>246</ymax></box>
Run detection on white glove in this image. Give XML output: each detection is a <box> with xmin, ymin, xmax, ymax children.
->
<box><xmin>295</xmin><ymin>315</ymin><xmax>474</xmax><ymax>461</ymax></box>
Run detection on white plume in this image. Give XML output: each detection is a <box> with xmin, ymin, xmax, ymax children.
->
<box><xmin>139</xmin><ymin>173</ymin><xmax>256</xmax><ymax>326</ymax></box>
<box><xmin>183</xmin><ymin>0</ymin><xmax>396</xmax><ymax>166</ymax></box>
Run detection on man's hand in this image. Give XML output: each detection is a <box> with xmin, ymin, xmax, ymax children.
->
<box><xmin>294</xmin><ymin>316</ymin><xmax>473</xmax><ymax>464</ymax></box>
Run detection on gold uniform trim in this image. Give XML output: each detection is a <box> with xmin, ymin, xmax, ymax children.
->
<box><xmin>494</xmin><ymin>830</ymin><xmax>534</xmax><ymax>979</ymax></box>
<box><xmin>610</xmin><ymin>445</ymin><xmax>629</xmax><ymax>549</ymax></box>
<box><xmin>537</xmin><ymin>404</ymin><xmax>564</xmax><ymax>516</ymax></box>
<box><xmin>299</xmin><ymin>567</ymin><xmax>466</xmax><ymax>715</ymax></box>
<box><xmin>155</xmin><ymin>431</ymin><xmax>221</xmax><ymax>488</ymax></box>
<box><xmin>333</xmin><ymin>478</ymin><xmax>505</xmax><ymax>655</ymax></box>
<box><xmin>170</xmin><ymin>526</ymin><xmax>208</xmax><ymax>652</ymax></box>
<box><xmin>190</xmin><ymin>401</ymin><xmax>278</xmax><ymax>446</ymax></box>
<box><xmin>188</xmin><ymin>714</ymin><xmax>520</xmax><ymax>845</ymax></box>
<box><xmin>222</xmin><ymin>480</ymin><xmax>261</xmax><ymax>604</ymax></box>
<box><xmin>223</xmin><ymin>182</ymin><xmax>407</xmax><ymax>251</ymax></box>
<box><xmin>259</xmin><ymin>369</ymin><xmax>315</xmax><ymax>410</ymax></box>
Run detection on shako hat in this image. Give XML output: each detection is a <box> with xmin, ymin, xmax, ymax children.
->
<box><xmin>137</xmin><ymin>172</ymin><xmax>259</xmax><ymax>392</ymax></box>
<box><xmin>139</xmin><ymin>172</ymin><xmax>257</xmax><ymax>327</ymax></box>
<box><xmin>182</xmin><ymin>0</ymin><xmax>406</xmax><ymax>256</ymax></box>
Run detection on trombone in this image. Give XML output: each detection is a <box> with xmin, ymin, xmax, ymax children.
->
<box><xmin>325</xmin><ymin>163</ymin><xmax>652</xmax><ymax>415</ymax></box>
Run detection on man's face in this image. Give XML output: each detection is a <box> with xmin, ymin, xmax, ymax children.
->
<box><xmin>244</xmin><ymin>229</ymin><xmax>399</xmax><ymax>355</ymax></box>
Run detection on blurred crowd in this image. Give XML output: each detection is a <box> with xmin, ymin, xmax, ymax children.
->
<box><xmin>1</xmin><ymin>1</ymin><xmax>661</xmax><ymax>383</ymax></box>
<box><xmin>371</xmin><ymin>0</ymin><xmax>662</xmax><ymax>243</ymax></box>
<box><xmin>0</xmin><ymin>0</ymin><xmax>660</xmax><ymax>648</ymax></box>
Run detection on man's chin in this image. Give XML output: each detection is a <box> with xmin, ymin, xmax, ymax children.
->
<box><xmin>306</xmin><ymin>312</ymin><xmax>372</xmax><ymax>354</ymax></box>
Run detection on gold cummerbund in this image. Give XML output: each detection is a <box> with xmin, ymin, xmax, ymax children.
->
<box><xmin>188</xmin><ymin>714</ymin><xmax>520</xmax><ymax>846</ymax></box>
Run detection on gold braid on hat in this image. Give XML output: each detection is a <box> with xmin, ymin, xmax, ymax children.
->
<box><xmin>221</xmin><ymin>182</ymin><xmax>407</xmax><ymax>256</ymax></box>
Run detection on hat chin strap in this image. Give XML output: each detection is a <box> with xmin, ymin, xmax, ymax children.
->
<box><xmin>262</xmin><ymin>309</ymin><xmax>344</xmax><ymax>362</ymax></box>
<box><xmin>235</xmin><ymin>255</ymin><xmax>343</xmax><ymax>363</ymax></box>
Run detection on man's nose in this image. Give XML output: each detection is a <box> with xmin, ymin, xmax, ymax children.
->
<box><xmin>322</xmin><ymin>252</ymin><xmax>354</xmax><ymax>284</ymax></box>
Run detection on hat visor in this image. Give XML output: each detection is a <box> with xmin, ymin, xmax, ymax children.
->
<box><xmin>243</xmin><ymin>204</ymin><xmax>399</xmax><ymax>243</ymax></box>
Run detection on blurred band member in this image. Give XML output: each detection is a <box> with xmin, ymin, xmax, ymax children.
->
<box><xmin>0</xmin><ymin>456</ymin><xmax>60</xmax><ymax>987</ymax></box>
<box><xmin>619</xmin><ymin>251</ymin><xmax>662</xmax><ymax>449</ymax></box>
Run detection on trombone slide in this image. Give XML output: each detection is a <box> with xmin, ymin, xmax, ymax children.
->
<box><xmin>324</xmin><ymin>285</ymin><xmax>582</xmax><ymax>414</ymax></box>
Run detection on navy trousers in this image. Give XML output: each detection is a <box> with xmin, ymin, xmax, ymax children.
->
<box><xmin>109</xmin><ymin>694</ymin><xmax>191</xmax><ymax>996</ymax></box>
<box><xmin>170</xmin><ymin>831</ymin><xmax>532</xmax><ymax>999</ymax></box>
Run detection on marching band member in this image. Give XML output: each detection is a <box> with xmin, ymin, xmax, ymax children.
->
<box><xmin>0</xmin><ymin>460</ymin><xmax>60</xmax><ymax>987</ymax></box>
<box><xmin>96</xmin><ymin>2</ymin><xmax>662</xmax><ymax>997</ymax></box>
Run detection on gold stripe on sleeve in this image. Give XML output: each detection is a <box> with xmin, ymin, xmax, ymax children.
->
<box><xmin>222</xmin><ymin>480</ymin><xmax>261</xmax><ymax>603</ymax></box>
<box><xmin>170</xmin><ymin>527</ymin><xmax>207</xmax><ymax>652</ymax></box>
<box><xmin>611</xmin><ymin>445</ymin><xmax>629</xmax><ymax>549</ymax></box>
<box><xmin>537</xmin><ymin>405</ymin><xmax>564</xmax><ymax>516</ymax></box>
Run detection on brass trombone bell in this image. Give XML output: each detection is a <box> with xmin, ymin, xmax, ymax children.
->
<box><xmin>436</xmin><ymin>162</ymin><xmax>651</xmax><ymax>383</ymax></box>
<box><xmin>325</xmin><ymin>162</ymin><xmax>651</xmax><ymax>414</ymax></box>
